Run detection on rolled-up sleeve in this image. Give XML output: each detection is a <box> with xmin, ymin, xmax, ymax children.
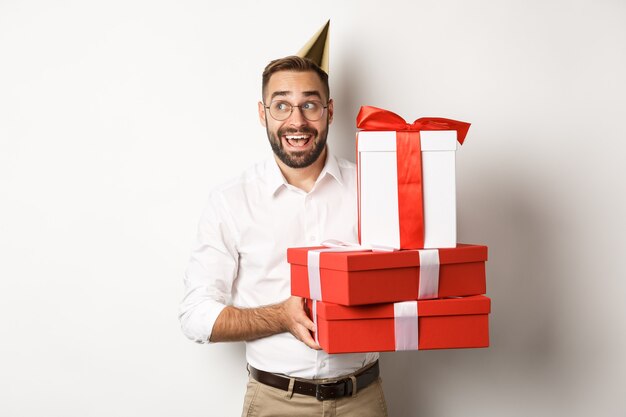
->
<box><xmin>179</xmin><ymin>192</ymin><xmax>239</xmax><ymax>344</ymax></box>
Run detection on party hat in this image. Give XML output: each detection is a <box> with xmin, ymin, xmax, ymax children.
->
<box><xmin>296</xmin><ymin>20</ymin><xmax>330</xmax><ymax>73</ymax></box>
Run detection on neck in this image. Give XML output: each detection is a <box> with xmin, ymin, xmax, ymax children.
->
<box><xmin>275</xmin><ymin>147</ymin><xmax>328</xmax><ymax>193</ymax></box>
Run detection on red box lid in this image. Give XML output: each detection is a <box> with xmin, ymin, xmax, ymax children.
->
<box><xmin>288</xmin><ymin>244</ymin><xmax>488</xmax><ymax>271</ymax></box>
<box><xmin>313</xmin><ymin>295</ymin><xmax>491</xmax><ymax>320</ymax></box>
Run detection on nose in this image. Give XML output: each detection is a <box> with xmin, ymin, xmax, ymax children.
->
<box><xmin>287</xmin><ymin>106</ymin><xmax>307</xmax><ymax>127</ymax></box>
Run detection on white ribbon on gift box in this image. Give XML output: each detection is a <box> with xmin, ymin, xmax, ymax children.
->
<box><xmin>312</xmin><ymin>300</ymin><xmax>319</xmax><ymax>345</ymax></box>
<box><xmin>306</xmin><ymin>241</ymin><xmax>441</xmax><ymax>302</ymax></box>
<box><xmin>417</xmin><ymin>249</ymin><xmax>440</xmax><ymax>300</ymax></box>
<box><xmin>394</xmin><ymin>301</ymin><xmax>419</xmax><ymax>350</ymax></box>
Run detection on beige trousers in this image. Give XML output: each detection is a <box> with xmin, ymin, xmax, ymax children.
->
<box><xmin>241</xmin><ymin>374</ymin><xmax>388</xmax><ymax>417</ymax></box>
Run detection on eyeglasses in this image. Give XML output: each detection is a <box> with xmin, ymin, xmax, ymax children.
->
<box><xmin>264</xmin><ymin>100</ymin><xmax>328</xmax><ymax>121</ymax></box>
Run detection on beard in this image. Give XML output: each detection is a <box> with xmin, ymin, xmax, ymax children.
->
<box><xmin>266</xmin><ymin>124</ymin><xmax>328</xmax><ymax>169</ymax></box>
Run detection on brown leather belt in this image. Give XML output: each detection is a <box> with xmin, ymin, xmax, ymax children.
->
<box><xmin>248</xmin><ymin>360</ymin><xmax>379</xmax><ymax>401</ymax></box>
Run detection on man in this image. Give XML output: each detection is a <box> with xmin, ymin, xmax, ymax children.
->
<box><xmin>179</xmin><ymin>55</ymin><xmax>388</xmax><ymax>416</ymax></box>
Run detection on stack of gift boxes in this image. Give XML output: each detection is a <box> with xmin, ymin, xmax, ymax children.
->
<box><xmin>287</xmin><ymin>106</ymin><xmax>491</xmax><ymax>353</ymax></box>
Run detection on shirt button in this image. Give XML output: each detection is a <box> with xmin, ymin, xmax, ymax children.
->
<box><xmin>320</xmin><ymin>361</ymin><xmax>327</xmax><ymax>368</ymax></box>
<box><xmin>310</xmin><ymin>236</ymin><xmax>317</xmax><ymax>242</ymax></box>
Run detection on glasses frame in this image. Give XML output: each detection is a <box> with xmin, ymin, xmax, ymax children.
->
<box><xmin>263</xmin><ymin>100</ymin><xmax>329</xmax><ymax>122</ymax></box>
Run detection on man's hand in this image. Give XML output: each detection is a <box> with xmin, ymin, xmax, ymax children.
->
<box><xmin>280</xmin><ymin>296</ymin><xmax>321</xmax><ymax>350</ymax></box>
<box><xmin>209</xmin><ymin>296</ymin><xmax>321</xmax><ymax>350</ymax></box>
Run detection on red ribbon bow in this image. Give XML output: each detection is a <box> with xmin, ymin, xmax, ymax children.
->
<box><xmin>356</xmin><ymin>106</ymin><xmax>470</xmax><ymax>145</ymax></box>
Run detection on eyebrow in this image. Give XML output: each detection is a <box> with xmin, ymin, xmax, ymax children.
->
<box><xmin>270</xmin><ymin>90</ymin><xmax>323</xmax><ymax>100</ymax></box>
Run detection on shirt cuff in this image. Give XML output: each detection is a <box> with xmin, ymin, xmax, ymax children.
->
<box><xmin>179</xmin><ymin>299</ymin><xmax>227</xmax><ymax>344</ymax></box>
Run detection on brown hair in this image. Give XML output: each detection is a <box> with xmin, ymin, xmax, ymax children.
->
<box><xmin>261</xmin><ymin>55</ymin><xmax>329</xmax><ymax>102</ymax></box>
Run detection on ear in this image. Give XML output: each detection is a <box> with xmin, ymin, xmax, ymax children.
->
<box><xmin>258</xmin><ymin>101</ymin><xmax>267</xmax><ymax>127</ymax></box>
<box><xmin>327</xmin><ymin>98</ymin><xmax>334</xmax><ymax>125</ymax></box>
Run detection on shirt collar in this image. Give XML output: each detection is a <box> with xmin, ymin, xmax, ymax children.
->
<box><xmin>266</xmin><ymin>157</ymin><xmax>288</xmax><ymax>195</ymax></box>
<box><xmin>319</xmin><ymin>151</ymin><xmax>344</xmax><ymax>186</ymax></box>
<box><xmin>265</xmin><ymin>149</ymin><xmax>344</xmax><ymax>196</ymax></box>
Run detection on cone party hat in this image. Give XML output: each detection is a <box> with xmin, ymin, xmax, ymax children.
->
<box><xmin>296</xmin><ymin>20</ymin><xmax>330</xmax><ymax>74</ymax></box>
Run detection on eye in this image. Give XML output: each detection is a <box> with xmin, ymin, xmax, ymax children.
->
<box><xmin>302</xmin><ymin>101</ymin><xmax>318</xmax><ymax>111</ymax></box>
<box><xmin>273</xmin><ymin>101</ymin><xmax>291</xmax><ymax>112</ymax></box>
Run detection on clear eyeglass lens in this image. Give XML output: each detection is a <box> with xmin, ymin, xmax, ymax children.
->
<box><xmin>269</xmin><ymin>101</ymin><xmax>324</xmax><ymax>121</ymax></box>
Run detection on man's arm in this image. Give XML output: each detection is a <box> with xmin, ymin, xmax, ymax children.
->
<box><xmin>210</xmin><ymin>296</ymin><xmax>320</xmax><ymax>350</ymax></box>
<box><xmin>180</xmin><ymin>193</ymin><xmax>319</xmax><ymax>349</ymax></box>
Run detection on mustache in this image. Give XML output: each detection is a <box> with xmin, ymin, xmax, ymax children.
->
<box><xmin>278</xmin><ymin>126</ymin><xmax>318</xmax><ymax>137</ymax></box>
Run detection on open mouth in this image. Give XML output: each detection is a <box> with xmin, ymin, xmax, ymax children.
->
<box><xmin>283</xmin><ymin>134</ymin><xmax>312</xmax><ymax>148</ymax></box>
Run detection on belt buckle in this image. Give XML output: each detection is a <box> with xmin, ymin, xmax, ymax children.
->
<box><xmin>315</xmin><ymin>380</ymin><xmax>347</xmax><ymax>401</ymax></box>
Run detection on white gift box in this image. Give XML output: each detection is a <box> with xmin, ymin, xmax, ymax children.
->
<box><xmin>357</xmin><ymin>130</ymin><xmax>458</xmax><ymax>250</ymax></box>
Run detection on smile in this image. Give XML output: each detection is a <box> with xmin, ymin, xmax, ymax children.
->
<box><xmin>284</xmin><ymin>134</ymin><xmax>312</xmax><ymax>148</ymax></box>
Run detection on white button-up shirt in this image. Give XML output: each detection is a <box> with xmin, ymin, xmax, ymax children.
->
<box><xmin>179</xmin><ymin>151</ymin><xmax>378</xmax><ymax>379</ymax></box>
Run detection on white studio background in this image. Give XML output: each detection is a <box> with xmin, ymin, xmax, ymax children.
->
<box><xmin>1</xmin><ymin>1</ymin><xmax>625</xmax><ymax>416</ymax></box>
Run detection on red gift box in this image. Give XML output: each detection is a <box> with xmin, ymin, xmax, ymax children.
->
<box><xmin>288</xmin><ymin>244</ymin><xmax>487</xmax><ymax>305</ymax></box>
<box><xmin>307</xmin><ymin>295</ymin><xmax>490</xmax><ymax>353</ymax></box>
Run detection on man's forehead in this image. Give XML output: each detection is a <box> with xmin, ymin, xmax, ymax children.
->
<box><xmin>266</xmin><ymin>70</ymin><xmax>325</xmax><ymax>97</ymax></box>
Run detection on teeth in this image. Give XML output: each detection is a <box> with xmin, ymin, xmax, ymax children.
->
<box><xmin>285</xmin><ymin>134</ymin><xmax>311</xmax><ymax>148</ymax></box>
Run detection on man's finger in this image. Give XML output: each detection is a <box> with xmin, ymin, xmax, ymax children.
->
<box><xmin>296</xmin><ymin>314</ymin><xmax>317</xmax><ymax>332</ymax></box>
<box><xmin>296</xmin><ymin>327</ymin><xmax>321</xmax><ymax>350</ymax></box>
